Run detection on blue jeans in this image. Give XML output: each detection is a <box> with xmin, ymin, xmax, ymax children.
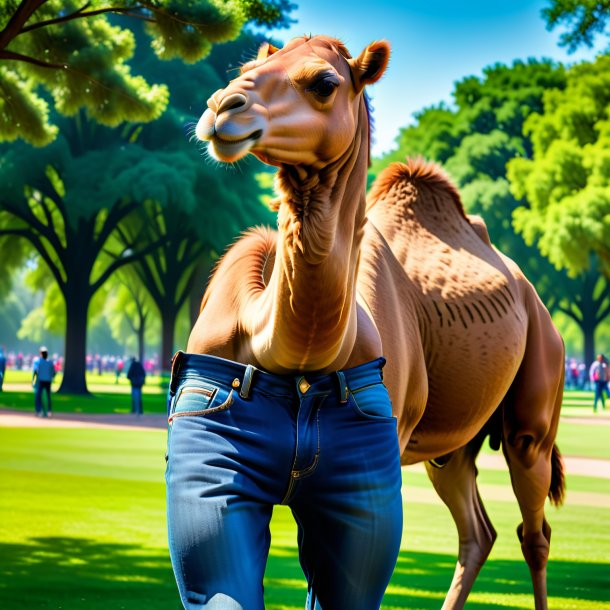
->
<box><xmin>166</xmin><ymin>352</ymin><xmax>403</xmax><ymax>610</ymax></box>
<box><xmin>35</xmin><ymin>381</ymin><xmax>52</xmax><ymax>415</ymax></box>
<box><xmin>131</xmin><ymin>386</ymin><xmax>143</xmax><ymax>414</ymax></box>
<box><xmin>593</xmin><ymin>380</ymin><xmax>607</xmax><ymax>411</ymax></box>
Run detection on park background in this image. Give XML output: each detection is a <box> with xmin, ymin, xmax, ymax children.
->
<box><xmin>1</xmin><ymin>1</ymin><xmax>610</xmax><ymax>609</ymax></box>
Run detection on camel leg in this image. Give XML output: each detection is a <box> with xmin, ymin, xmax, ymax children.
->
<box><xmin>425</xmin><ymin>437</ymin><xmax>497</xmax><ymax>610</ymax></box>
<box><xmin>502</xmin><ymin>435</ymin><xmax>555</xmax><ymax>610</ymax></box>
<box><xmin>502</xmin><ymin>293</ymin><xmax>565</xmax><ymax>610</ymax></box>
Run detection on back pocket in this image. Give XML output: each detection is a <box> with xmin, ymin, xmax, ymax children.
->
<box><xmin>169</xmin><ymin>380</ymin><xmax>234</xmax><ymax>423</ymax></box>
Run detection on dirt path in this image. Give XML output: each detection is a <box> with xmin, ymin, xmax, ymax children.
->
<box><xmin>1</xmin><ymin>409</ymin><xmax>609</xmax><ymax>479</ymax></box>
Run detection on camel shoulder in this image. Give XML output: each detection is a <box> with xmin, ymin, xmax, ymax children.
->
<box><xmin>203</xmin><ymin>226</ymin><xmax>277</xmax><ymax>308</ymax></box>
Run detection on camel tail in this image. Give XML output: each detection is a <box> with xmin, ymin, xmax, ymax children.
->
<box><xmin>548</xmin><ymin>443</ymin><xmax>565</xmax><ymax>507</ymax></box>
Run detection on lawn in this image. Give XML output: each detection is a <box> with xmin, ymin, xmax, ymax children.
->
<box><xmin>0</xmin><ymin>369</ymin><xmax>167</xmax><ymax>414</ymax></box>
<box><xmin>0</xmin><ymin>415</ymin><xmax>609</xmax><ymax>609</ymax></box>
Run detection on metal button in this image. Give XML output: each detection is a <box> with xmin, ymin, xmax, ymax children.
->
<box><xmin>298</xmin><ymin>378</ymin><xmax>311</xmax><ymax>394</ymax></box>
<box><xmin>232</xmin><ymin>378</ymin><xmax>241</xmax><ymax>388</ymax></box>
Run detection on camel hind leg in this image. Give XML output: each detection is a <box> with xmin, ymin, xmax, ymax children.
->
<box><xmin>502</xmin><ymin>292</ymin><xmax>565</xmax><ymax>610</ymax></box>
<box><xmin>424</xmin><ymin>426</ymin><xmax>498</xmax><ymax>610</ymax></box>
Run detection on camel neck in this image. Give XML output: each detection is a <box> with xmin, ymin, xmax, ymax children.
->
<box><xmin>248</xmin><ymin>100</ymin><xmax>370</xmax><ymax>373</ymax></box>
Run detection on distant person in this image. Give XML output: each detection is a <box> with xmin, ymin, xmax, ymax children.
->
<box><xmin>115</xmin><ymin>358</ymin><xmax>124</xmax><ymax>384</ymax></box>
<box><xmin>126</xmin><ymin>357</ymin><xmax>146</xmax><ymax>415</ymax></box>
<box><xmin>0</xmin><ymin>347</ymin><xmax>6</xmax><ymax>391</ymax></box>
<box><xmin>32</xmin><ymin>346</ymin><xmax>56</xmax><ymax>418</ymax></box>
<box><xmin>589</xmin><ymin>354</ymin><xmax>609</xmax><ymax>412</ymax></box>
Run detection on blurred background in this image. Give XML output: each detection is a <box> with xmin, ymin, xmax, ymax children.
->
<box><xmin>1</xmin><ymin>0</ymin><xmax>609</xmax><ymax>395</ymax></box>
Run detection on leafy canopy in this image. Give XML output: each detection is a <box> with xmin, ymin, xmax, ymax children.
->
<box><xmin>0</xmin><ymin>0</ymin><xmax>294</xmax><ymax>146</ymax></box>
<box><xmin>543</xmin><ymin>0</ymin><xmax>610</xmax><ymax>52</ymax></box>
<box><xmin>508</xmin><ymin>53</ymin><xmax>610</xmax><ymax>278</ymax></box>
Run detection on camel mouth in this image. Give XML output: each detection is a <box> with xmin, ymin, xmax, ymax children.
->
<box><xmin>208</xmin><ymin>130</ymin><xmax>263</xmax><ymax>162</ymax></box>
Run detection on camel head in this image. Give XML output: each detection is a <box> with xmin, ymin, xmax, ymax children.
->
<box><xmin>195</xmin><ymin>36</ymin><xmax>390</xmax><ymax>168</ymax></box>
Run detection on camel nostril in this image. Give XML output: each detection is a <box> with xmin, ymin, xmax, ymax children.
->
<box><xmin>217</xmin><ymin>93</ymin><xmax>247</xmax><ymax>114</ymax></box>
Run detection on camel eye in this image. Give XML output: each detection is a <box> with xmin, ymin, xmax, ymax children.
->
<box><xmin>309</xmin><ymin>77</ymin><xmax>337</xmax><ymax>98</ymax></box>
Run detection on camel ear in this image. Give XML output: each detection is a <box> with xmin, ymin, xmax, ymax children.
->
<box><xmin>256</xmin><ymin>41</ymin><xmax>280</xmax><ymax>62</ymax></box>
<box><xmin>349</xmin><ymin>40</ymin><xmax>390</xmax><ymax>91</ymax></box>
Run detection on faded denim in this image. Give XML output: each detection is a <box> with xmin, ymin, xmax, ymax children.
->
<box><xmin>166</xmin><ymin>352</ymin><xmax>403</xmax><ymax>610</ymax></box>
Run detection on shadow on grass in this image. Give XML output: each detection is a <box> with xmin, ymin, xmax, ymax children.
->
<box><xmin>0</xmin><ymin>538</ymin><xmax>608</xmax><ymax>610</ymax></box>
<box><xmin>0</xmin><ymin>537</ymin><xmax>180</xmax><ymax>610</ymax></box>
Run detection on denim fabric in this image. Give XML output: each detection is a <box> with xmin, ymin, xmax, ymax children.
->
<box><xmin>35</xmin><ymin>380</ymin><xmax>52</xmax><ymax>416</ymax></box>
<box><xmin>131</xmin><ymin>387</ymin><xmax>143</xmax><ymax>414</ymax></box>
<box><xmin>165</xmin><ymin>352</ymin><xmax>403</xmax><ymax>610</ymax></box>
<box><xmin>593</xmin><ymin>380</ymin><xmax>608</xmax><ymax>411</ymax></box>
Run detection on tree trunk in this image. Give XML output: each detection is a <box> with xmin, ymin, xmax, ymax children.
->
<box><xmin>59</xmin><ymin>285</ymin><xmax>91</xmax><ymax>395</ymax></box>
<box><xmin>583</xmin><ymin>317</ymin><xmax>596</xmax><ymax>368</ymax></box>
<box><xmin>137</xmin><ymin>322</ymin><xmax>145</xmax><ymax>363</ymax></box>
<box><xmin>160</xmin><ymin>305</ymin><xmax>176</xmax><ymax>373</ymax></box>
<box><xmin>189</xmin><ymin>255</ymin><xmax>214</xmax><ymax>326</ymax></box>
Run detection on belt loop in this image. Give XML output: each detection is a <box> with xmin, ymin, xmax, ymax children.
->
<box><xmin>169</xmin><ymin>351</ymin><xmax>184</xmax><ymax>397</ymax></box>
<box><xmin>335</xmin><ymin>370</ymin><xmax>348</xmax><ymax>404</ymax></box>
<box><xmin>240</xmin><ymin>364</ymin><xmax>256</xmax><ymax>399</ymax></box>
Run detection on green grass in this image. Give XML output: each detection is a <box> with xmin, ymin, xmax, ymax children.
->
<box><xmin>0</xmin><ymin>390</ymin><xmax>167</xmax><ymax>414</ymax></box>
<box><xmin>0</xmin><ymin>423</ymin><xmax>609</xmax><ymax>609</ymax></box>
<box><xmin>0</xmin><ymin>370</ymin><xmax>168</xmax><ymax>413</ymax></box>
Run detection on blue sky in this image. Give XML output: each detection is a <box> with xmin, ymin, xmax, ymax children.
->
<box><xmin>264</xmin><ymin>0</ymin><xmax>603</xmax><ymax>156</ymax></box>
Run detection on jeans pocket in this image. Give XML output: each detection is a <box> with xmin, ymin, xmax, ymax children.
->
<box><xmin>168</xmin><ymin>379</ymin><xmax>234</xmax><ymax>423</ymax></box>
<box><xmin>349</xmin><ymin>382</ymin><xmax>395</xmax><ymax>420</ymax></box>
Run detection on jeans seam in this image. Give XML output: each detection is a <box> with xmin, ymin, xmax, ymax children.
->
<box><xmin>168</xmin><ymin>390</ymin><xmax>234</xmax><ymax>423</ymax></box>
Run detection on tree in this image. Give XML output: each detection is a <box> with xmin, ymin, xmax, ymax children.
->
<box><xmin>109</xmin><ymin>28</ymin><xmax>275</xmax><ymax>370</ymax></box>
<box><xmin>373</xmin><ymin>59</ymin><xmax>567</xmax><ymax>269</ymax></box>
<box><xmin>116</xmin><ymin>152</ymin><xmax>274</xmax><ymax>370</ymax></box>
<box><xmin>0</xmin><ymin>0</ymin><xmax>294</xmax><ymax>146</ymax></box>
<box><xmin>507</xmin><ymin>54</ymin><xmax>610</xmax><ymax>361</ymax></box>
<box><xmin>508</xmin><ymin>56</ymin><xmax>610</xmax><ymax>277</ymax></box>
<box><xmin>0</xmin><ymin>133</ymin><xmax>176</xmax><ymax>393</ymax></box>
<box><xmin>543</xmin><ymin>0</ymin><xmax>610</xmax><ymax>52</ymax></box>
<box><xmin>106</xmin><ymin>266</ymin><xmax>157</xmax><ymax>362</ymax></box>
<box><xmin>551</xmin><ymin>267</ymin><xmax>610</xmax><ymax>365</ymax></box>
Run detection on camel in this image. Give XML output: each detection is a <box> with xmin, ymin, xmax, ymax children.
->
<box><xmin>190</xmin><ymin>35</ymin><xmax>565</xmax><ymax>610</ymax></box>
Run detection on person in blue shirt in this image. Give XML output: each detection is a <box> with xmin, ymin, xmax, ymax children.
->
<box><xmin>0</xmin><ymin>347</ymin><xmax>6</xmax><ymax>392</ymax></box>
<box><xmin>32</xmin><ymin>346</ymin><xmax>56</xmax><ymax>417</ymax></box>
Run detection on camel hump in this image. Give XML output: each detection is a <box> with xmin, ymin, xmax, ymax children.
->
<box><xmin>467</xmin><ymin>214</ymin><xmax>493</xmax><ymax>247</ymax></box>
<box><xmin>368</xmin><ymin>157</ymin><xmax>466</xmax><ymax>219</ymax></box>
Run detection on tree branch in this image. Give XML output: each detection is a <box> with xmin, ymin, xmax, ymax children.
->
<box><xmin>0</xmin><ymin>226</ymin><xmax>65</xmax><ymax>290</ymax></box>
<box><xmin>176</xmin><ymin>263</ymin><xmax>199</xmax><ymax>311</ymax></box>
<box><xmin>2</xmin><ymin>199</ymin><xmax>65</xmax><ymax>263</ymax></box>
<box><xmin>0</xmin><ymin>0</ymin><xmax>47</xmax><ymax>51</ymax></box>
<box><xmin>0</xmin><ymin>49</ymin><xmax>66</xmax><ymax>69</ymax></box>
<box><xmin>90</xmin><ymin>237</ymin><xmax>165</xmax><ymax>295</ymax></box>
<box><xmin>93</xmin><ymin>199</ymin><xmax>138</xmax><ymax>251</ymax></box>
<box><xmin>20</xmin><ymin>5</ymin><xmax>154</xmax><ymax>34</ymax></box>
<box><xmin>557</xmin><ymin>303</ymin><xmax>583</xmax><ymax>325</ymax></box>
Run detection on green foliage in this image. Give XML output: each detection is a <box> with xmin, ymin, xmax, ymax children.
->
<box><xmin>0</xmin><ymin>27</ymin><xmax>277</xmax><ymax>384</ymax></box>
<box><xmin>105</xmin><ymin>266</ymin><xmax>160</xmax><ymax>356</ymax></box>
<box><xmin>508</xmin><ymin>54</ymin><xmax>610</xmax><ymax>278</ymax></box>
<box><xmin>0</xmin><ymin>0</ymin><xmax>294</xmax><ymax>146</ymax></box>
<box><xmin>543</xmin><ymin>0</ymin><xmax>610</xmax><ymax>52</ymax></box>
<box><xmin>373</xmin><ymin>59</ymin><xmax>567</xmax><ymax>264</ymax></box>
<box><xmin>372</xmin><ymin>55</ymin><xmax>610</xmax><ymax>359</ymax></box>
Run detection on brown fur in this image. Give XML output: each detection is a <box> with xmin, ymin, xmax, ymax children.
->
<box><xmin>368</xmin><ymin>157</ymin><xmax>466</xmax><ymax>219</ymax></box>
<box><xmin>191</xmin><ymin>35</ymin><xmax>565</xmax><ymax>610</ymax></box>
